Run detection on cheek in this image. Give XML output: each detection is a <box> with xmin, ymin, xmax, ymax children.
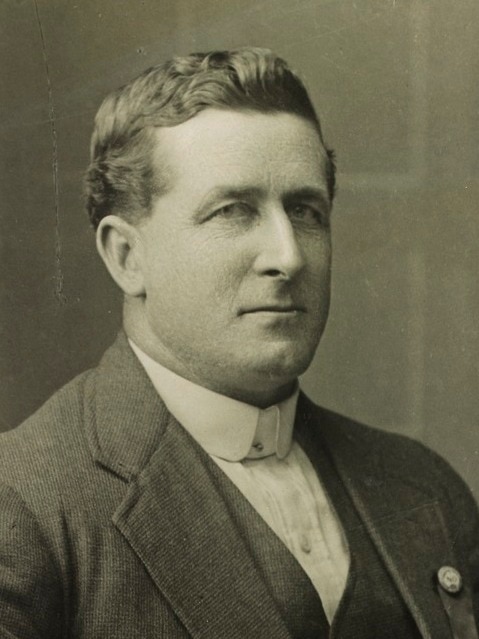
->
<box><xmin>145</xmin><ymin>243</ymin><xmax>243</xmax><ymax>315</ymax></box>
<box><xmin>304</xmin><ymin>237</ymin><xmax>332</xmax><ymax>277</ymax></box>
<box><xmin>190</xmin><ymin>240</ymin><xmax>248</xmax><ymax>300</ymax></box>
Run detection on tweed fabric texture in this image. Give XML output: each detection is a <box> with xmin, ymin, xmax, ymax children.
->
<box><xmin>0</xmin><ymin>332</ymin><xmax>478</xmax><ymax>638</ymax></box>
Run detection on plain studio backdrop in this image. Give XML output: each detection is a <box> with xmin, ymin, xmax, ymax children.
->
<box><xmin>1</xmin><ymin>0</ymin><xmax>478</xmax><ymax>497</ymax></box>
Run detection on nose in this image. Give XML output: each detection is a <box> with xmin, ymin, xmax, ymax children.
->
<box><xmin>253</xmin><ymin>208</ymin><xmax>306</xmax><ymax>280</ymax></box>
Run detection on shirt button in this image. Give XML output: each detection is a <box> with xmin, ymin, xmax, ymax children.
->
<box><xmin>300</xmin><ymin>534</ymin><xmax>312</xmax><ymax>554</ymax></box>
<box><xmin>437</xmin><ymin>566</ymin><xmax>463</xmax><ymax>594</ymax></box>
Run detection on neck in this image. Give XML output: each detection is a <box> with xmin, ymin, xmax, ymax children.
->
<box><xmin>124</xmin><ymin>308</ymin><xmax>297</xmax><ymax>409</ymax></box>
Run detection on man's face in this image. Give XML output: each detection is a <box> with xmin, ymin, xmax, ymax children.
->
<box><xmin>135</xmin><ymin>109</ymin><xmax>332</xmax><ymax>405</ymax></box>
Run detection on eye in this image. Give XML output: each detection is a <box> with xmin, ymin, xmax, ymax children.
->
<box><xmin>287</xmin><ymin>203</ymin><xmax>330</xmax><ymax>227</ymax></box>
<box><xmin>210</xmin><ymin>201</ymin><xmax>255</xmax><ymax>219</ymax></box>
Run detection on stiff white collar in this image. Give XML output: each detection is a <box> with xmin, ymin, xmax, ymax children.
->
<box><xmin>129</xmin><ymin>339</ymin><xmax>298</xmax><ymax>462</ymax></box>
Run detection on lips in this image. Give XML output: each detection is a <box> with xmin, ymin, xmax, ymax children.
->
<box><xmin>239</xmin><ymin>304</ymin><xmax>305</xmax><ymax>315</ymax></box>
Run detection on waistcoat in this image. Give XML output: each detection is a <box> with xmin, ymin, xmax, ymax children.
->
<box><xmin>206</xmin><ymin>414</ymin><xmax>424</xmax><ymax>639</ymax></box>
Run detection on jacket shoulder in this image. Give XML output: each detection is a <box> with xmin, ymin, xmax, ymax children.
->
<box><xmin>307</xmin><ymin>400</ymin><xmax>478</xmax><ymax>509</ymax></box>
<box><xmin>0</xmin><ymin>369</ymin><xmax>94</xmax><ymax>485</ymax></box>
<box><xmin>315</xmin><ymin>402</ymin><xmax>444</xmax><ymax>462</ymax></box>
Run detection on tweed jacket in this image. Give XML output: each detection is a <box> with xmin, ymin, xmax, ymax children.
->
<box><xmin>0</xmin><ymin>333</ymin><xmax>478</xmax><ymax>638</ymax></box>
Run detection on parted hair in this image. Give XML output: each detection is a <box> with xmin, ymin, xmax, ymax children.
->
<box><xmin>84</xmin><ymin>47</ymin><xmax>336</xmax><ymax>230</ymax></box>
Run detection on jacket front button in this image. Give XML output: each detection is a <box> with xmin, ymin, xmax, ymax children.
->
<box><xmin>437</xmin><ymin>565</ymin><xmax>463</xmax><ymax>594</ymax></box>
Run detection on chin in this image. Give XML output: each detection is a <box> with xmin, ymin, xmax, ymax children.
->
<box><xmin>243</xmin><ymin>341</ymin><xmax>317</xmax><ymax>383</ymax></box>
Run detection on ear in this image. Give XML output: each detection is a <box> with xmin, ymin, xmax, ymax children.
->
<box><xmin>96</xmin><ymin>215</ymin><xmax>146</xmax><ymax>297</ymax></box>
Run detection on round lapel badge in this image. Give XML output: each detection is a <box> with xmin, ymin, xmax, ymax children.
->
<box><xmin>437</xmin><ymin>565</ymin><xmax>463</xmax><ymax>594</ymax></box>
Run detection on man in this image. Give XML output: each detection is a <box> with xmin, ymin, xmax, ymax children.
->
<box><xmin>0</xmin><ymin>48</ymin><xmax>477</xmax><ymax>638</ymax></box>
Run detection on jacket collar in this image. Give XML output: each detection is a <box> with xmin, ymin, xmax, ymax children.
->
<box><xmin>84</xmin><ymin>332</ymin><xmax>292</xmax><ymax>638</ymax></box>
<box><xmin>83</xmin><ymin>331</ymin><xmax>171</xmax><ymax>480</ymax></box>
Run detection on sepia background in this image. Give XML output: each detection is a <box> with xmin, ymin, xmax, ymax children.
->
<box><xmin>1</xmin><ymin>0</ymin><xmax>478</xmax><ymax>496</ymax></box>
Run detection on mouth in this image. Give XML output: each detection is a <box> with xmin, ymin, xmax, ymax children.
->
<box><xmin>239</xmin><ymin>305</ymin><xmax>306</xmax><ymax>315</ymax></box>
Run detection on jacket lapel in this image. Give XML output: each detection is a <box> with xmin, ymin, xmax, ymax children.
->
<box><xmin>296</xmin><ymin>395</ymin><xmax>457</xmax><ymax>639</ymax></box>
<box><xmin>84</xmin><ymin>333</ymin><xmax>292</xmax><ymax>639</ymax></box>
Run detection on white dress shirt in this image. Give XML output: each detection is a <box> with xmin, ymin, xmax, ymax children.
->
<box><xmin>129</xmin><ymin>340</ymin><xmax>350</xmax><ymax>622</ymax></box>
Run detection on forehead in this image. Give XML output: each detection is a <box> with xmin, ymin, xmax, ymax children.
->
<box><xmin>152</xmin><ymin>109</ymin><xmax>328</xmax><ymax>197</ymax></box>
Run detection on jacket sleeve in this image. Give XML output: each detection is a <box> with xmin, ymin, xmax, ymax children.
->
<box><xmin>0</xmin><ymin>485</ymin><xmax>62</xmax><ymax>639</ymax></box>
